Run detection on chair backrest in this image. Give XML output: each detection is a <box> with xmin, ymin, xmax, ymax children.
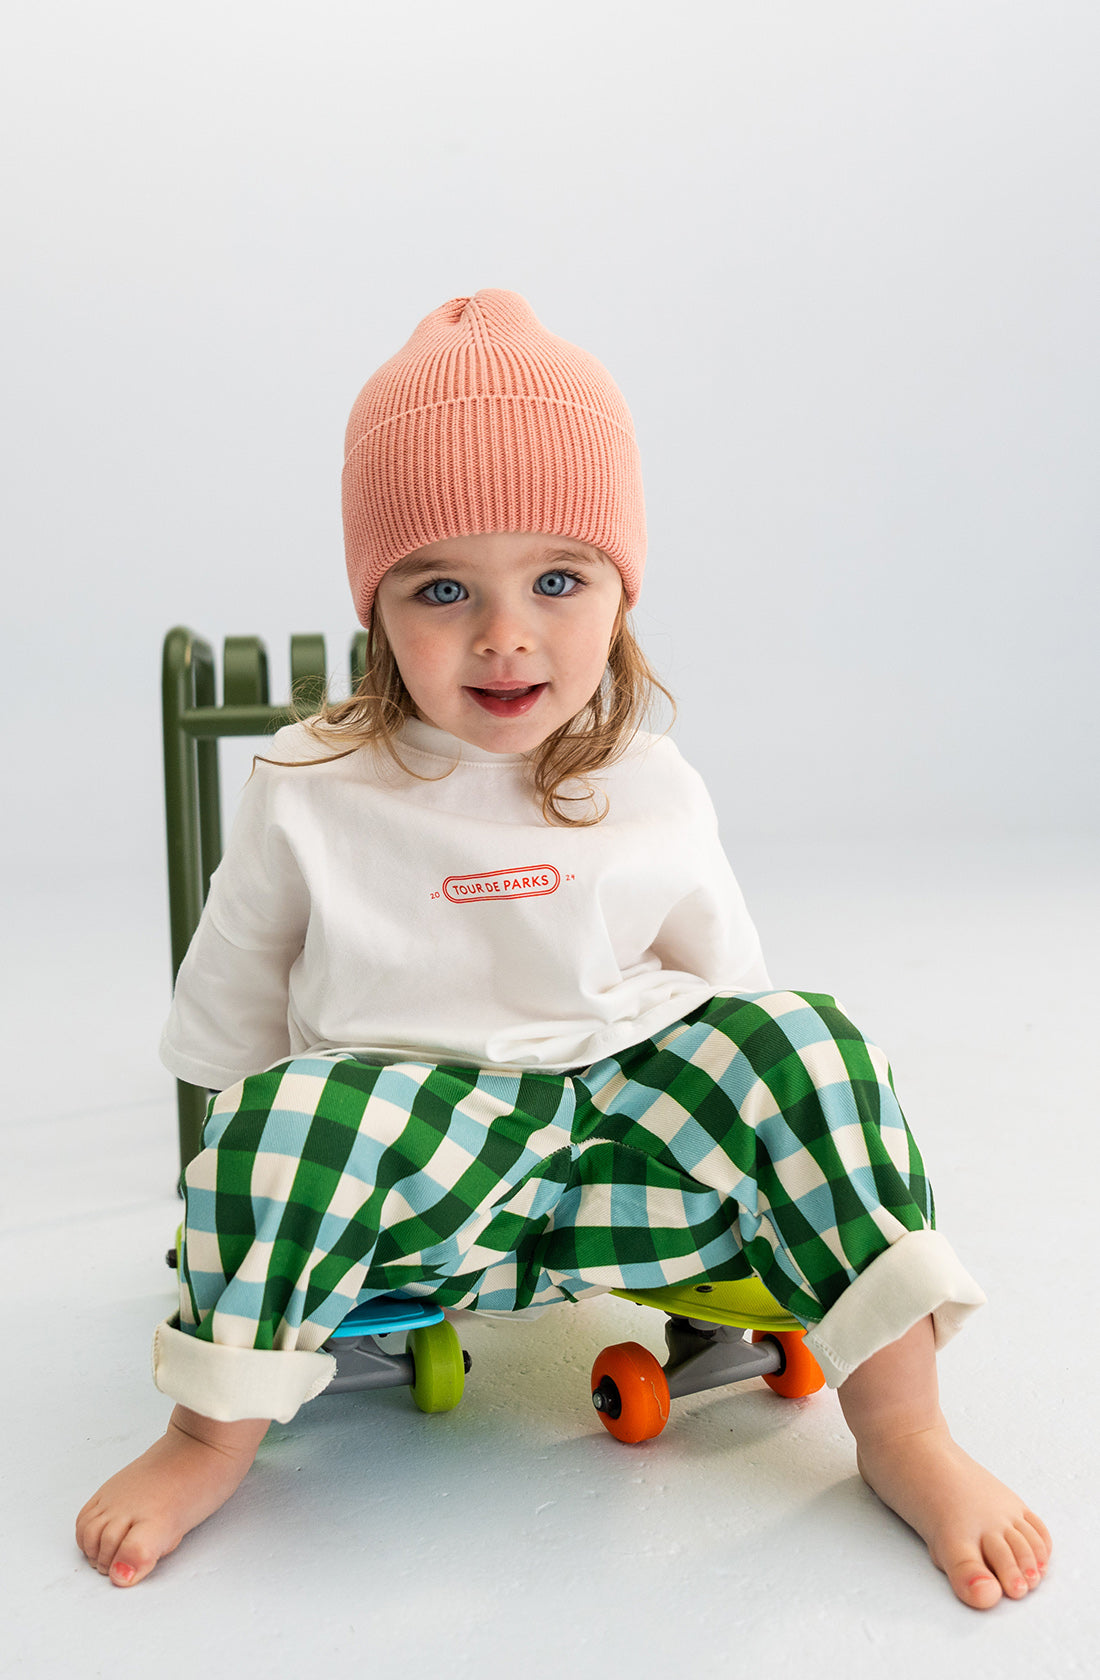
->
<box><xmin>162</xmin><ymin>626</ymin><xmax>366</xmax><ymax>1169</ymax></box>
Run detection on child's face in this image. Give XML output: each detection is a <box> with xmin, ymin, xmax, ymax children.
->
<box><xmin>375</xmin><ymin>531</ymin><xmax>624</xmax><ymax>754</ymax></box>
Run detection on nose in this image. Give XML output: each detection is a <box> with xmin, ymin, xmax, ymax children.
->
<box><xmin>473</xmin><ymin>594</ymin><xmax>535</xmax><ymax>657</ymax></box>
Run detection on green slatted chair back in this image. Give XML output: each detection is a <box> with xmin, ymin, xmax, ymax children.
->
<box><xmin>162</xmin><ymin>627</ymin><xmax>367</xmax><ymax>1169</ymax></box>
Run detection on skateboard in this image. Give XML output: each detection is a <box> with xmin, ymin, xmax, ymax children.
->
<box><xmin>167</xmin><ymin>1228</ymin><xmax>469</xmax><ymax>1414</ymax></box>
<box><xmin>321</xmin><ymin>1294</ymin><xmax>470</xmax><ymax>1413</ymax></box>
<box><xmin>590</xmin><ymin>1275</ymin><xmax>825</xmax><ymax>1443</ymax></box>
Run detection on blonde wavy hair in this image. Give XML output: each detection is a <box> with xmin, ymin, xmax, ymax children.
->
<box><xmin>284</xmin><ymin>592</ymin><xmax>675</xmax><ymax>826</ymax></box>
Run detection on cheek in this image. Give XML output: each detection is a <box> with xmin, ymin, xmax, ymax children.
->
<box><xmin>391</xmin><ymin>626</ymin><xmax>456</xmax><ymax>693</ymax></box>
<box><xmin>571</xmin><ymin>602</ymin><xmax>621</xmax><ymax>673</ymax></box>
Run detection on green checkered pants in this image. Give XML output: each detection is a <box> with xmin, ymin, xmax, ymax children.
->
<box><xmin>178</xmin><ymin>990</ymin><xmax>935</xmax><ymax>1355</ymax></box>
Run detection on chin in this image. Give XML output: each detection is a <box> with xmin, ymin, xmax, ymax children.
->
<box><xmin>472</xmin><ymin>725</ymin><xmax>546</xmax><ymax>755</ymax></box>
<box><xmin>459</xmin><ymin>700</ymin><xmax>572</xmax><ymax>755</ymax></box>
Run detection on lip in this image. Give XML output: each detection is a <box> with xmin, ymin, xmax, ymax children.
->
<box><xmin>464</xmin><ymin>682</ymin><xmax>548</xmax><ymax>718</ymax></box>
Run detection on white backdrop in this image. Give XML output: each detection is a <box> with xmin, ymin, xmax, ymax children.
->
<box><xmin>3</xmin><ymin>12</ymin><xmax>1097</xmax><ymax>1656</ymax></box>
<box><xmin>4</xmin><ymin>0</ymin><xmax>1097</xmax><ymax>883</ymax></box>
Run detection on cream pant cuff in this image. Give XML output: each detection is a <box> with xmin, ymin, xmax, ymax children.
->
<box><xmin>802</xmin><ymin>1229</ymin><xmax>987</xmax><ymax>1388</ymax></box>
<box><xmin>152</xmin><ymin>1317</ymin><xmax>338</xmax><ymax>1423</ymax></box>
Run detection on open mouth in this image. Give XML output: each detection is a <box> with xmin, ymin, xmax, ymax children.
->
<box><xmin>465</xmin><ymin>682</ymin><xmax>548</xmax><ymax>718</ymax></box>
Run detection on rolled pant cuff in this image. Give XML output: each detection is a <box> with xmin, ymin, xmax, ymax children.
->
<box><xmin>152</xmin><ymin>1317</ymin><xmax>338</xmax><ymax>1423</ymax></box>
<box><xmin>802</xmin><ymin>1230</ymin><xmax>987</xmax><ymax>1388</ymax></box>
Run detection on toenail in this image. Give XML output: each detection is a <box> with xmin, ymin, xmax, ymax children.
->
<box><xmin>1026</xmin><ymin>1569</ymin><xmax>1039</xmax><ymax>1581</ymax></box>
<box><xmin>112</xmin><ymin>1563</ymin><xmax>135</xmax><ymax>1584</ymax></box>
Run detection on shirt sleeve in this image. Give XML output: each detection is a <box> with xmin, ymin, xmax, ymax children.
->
<box><xmin>647</xmin><ymin>751</ymin><xmax>773</xmax><ymax>994</ymax></box>
<box><xmin>159</xmin><ymin>757</ymin><xmax>311</xmax><ymax>1090</ymax></box>
<box><xmin>649</xmin><ymin>866</ymin><xmax>772</xmax><ymax>993</ymax></box>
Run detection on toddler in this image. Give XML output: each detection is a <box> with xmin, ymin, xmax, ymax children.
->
<box><xmin>77</xmin><ymin>289</ymin><xmax>1050</xmax><ymax>1607</ymax></box>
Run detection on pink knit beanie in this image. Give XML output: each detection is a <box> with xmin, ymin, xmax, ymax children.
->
<box><xmin>341</xmin><ymin>289</ymin><xmax>647</xmax><ymax>626</ymax></box>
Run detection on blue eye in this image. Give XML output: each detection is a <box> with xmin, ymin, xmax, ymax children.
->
<box><xmin>422</xmin><ymin>578</ymin><xmax>466</xmax><ymax>605</ymax></box>
<box><xmin>535</xmin><ymin>570</ymin><xmax>579</xmax><ymax>597</ymax></box>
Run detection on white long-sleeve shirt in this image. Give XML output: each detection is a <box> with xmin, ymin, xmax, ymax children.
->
<box><xmin>159</xmin><ymin>716</ymin><xmax>771</xmax><ymax>1089</ymax></box>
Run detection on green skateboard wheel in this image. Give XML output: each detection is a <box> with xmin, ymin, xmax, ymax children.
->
<box><xmin>407</xmin><ymin>1319</ymin><xmax>465</xmax><ymax>1413</ymax></box>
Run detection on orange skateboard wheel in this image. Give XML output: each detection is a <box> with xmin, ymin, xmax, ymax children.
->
<box><xmin>591</xmin><ymin>1341</ymin><xmax>671</xmax><ymax>1443</ymax></box>
<box><xmin>752</xmin><ymin>1328</ymin><xmax>826</xmax><ymax>1398</ymax></box>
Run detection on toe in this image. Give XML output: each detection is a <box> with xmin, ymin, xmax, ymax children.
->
<box><xmin>76</xmin><ymin>1493</ymin><xmax>116</xmax><ymax>1563</ymax></box>
<box><xmin>982</xmin><ymin>1531</ymin><xmax>1030</xmax><ymax>1599</ymax></box>
<box><xmin>1005</xmin><ymin>1523</ymin><xmax>1041</xmax><ymax>1588</ymax></box>
<box><xmin>1022</xmin><ymin>1509</ymin><xmax>1053</xmax><ymax>1568</ymax></box>
<box><xmin>109</xmin><ymin>1519</ymin><xmax>174</xmax><ymax>1588</ymax></box>
<box><xmin>1016</xmin><ymin>1516</ymin><xmax>1052</xmax><ymax>1583</ymax></box>
<box><xmin>75</xmin><ymin>1502</ymin><xmax>105</xmax><ymax>1566</ymax></box>
<box><xmin>75</xmin><ymin>1498</ymin><xmax>94</xmax><ymax>1548</ymax></box>
<box><xmin>943</xmin><ymin>1548</ymin><xmax>1004</xmax><ymax>1610</ymax></box>
<box><xmin>91</xmin><ymin>1515</ymin><xmax>131</xmax><ymax>1576</ymax></box>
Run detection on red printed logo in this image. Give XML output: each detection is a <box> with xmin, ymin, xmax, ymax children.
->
<box><xmin>442</xmin><ymin>865</ymin><xmax>561</xmax><ymax>904</ymax></box>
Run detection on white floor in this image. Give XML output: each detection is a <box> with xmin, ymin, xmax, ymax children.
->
<box><xmin>3</xmin><ymin>834</ymin><xmax>1096</xmax><ymax>1680</ymax></box>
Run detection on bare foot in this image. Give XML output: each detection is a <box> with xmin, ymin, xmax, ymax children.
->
<box><xmin>76</xmin><ymin>1406</ymin><xmax>270</xmax><ymax>1587</ymax></box>
<box><xmin>836</xmin><ymin>1315</ymin><xmax>1052</xmax><ymax>1610</ymax></box>
<box><xmin>855</xmin><ymin>1422</ymin><xmax>1052</xmax><ymax>1609</ymax></box>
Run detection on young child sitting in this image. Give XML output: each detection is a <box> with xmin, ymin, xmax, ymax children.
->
<box><xmin>77</xmin><ymin>289</ymin><xmax>1050</xmax><ymax>1608</ymax></box>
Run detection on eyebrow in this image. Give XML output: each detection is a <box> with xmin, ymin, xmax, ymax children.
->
<box><xmin>387</xmin><ymin>546</ymin><xmax>605</xmax><ymax>580</ymax></box>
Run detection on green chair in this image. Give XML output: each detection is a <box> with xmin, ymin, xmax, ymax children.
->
<box><xmin>161</xmin><ymin>626</ymin><xmax>366</xmax><ymax>1171</ymax></box>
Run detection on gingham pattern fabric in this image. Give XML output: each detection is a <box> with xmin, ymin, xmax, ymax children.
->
<box><xmin>178</xmin><ymin>991</ymin><xmax>934</xmax><ymax>1355</ymax></box>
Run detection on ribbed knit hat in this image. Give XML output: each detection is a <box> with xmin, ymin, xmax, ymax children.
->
<box><xmin>341</xmin><ymin>289</ymin><xmax>646</xmax><ymax>626</ymax></box>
